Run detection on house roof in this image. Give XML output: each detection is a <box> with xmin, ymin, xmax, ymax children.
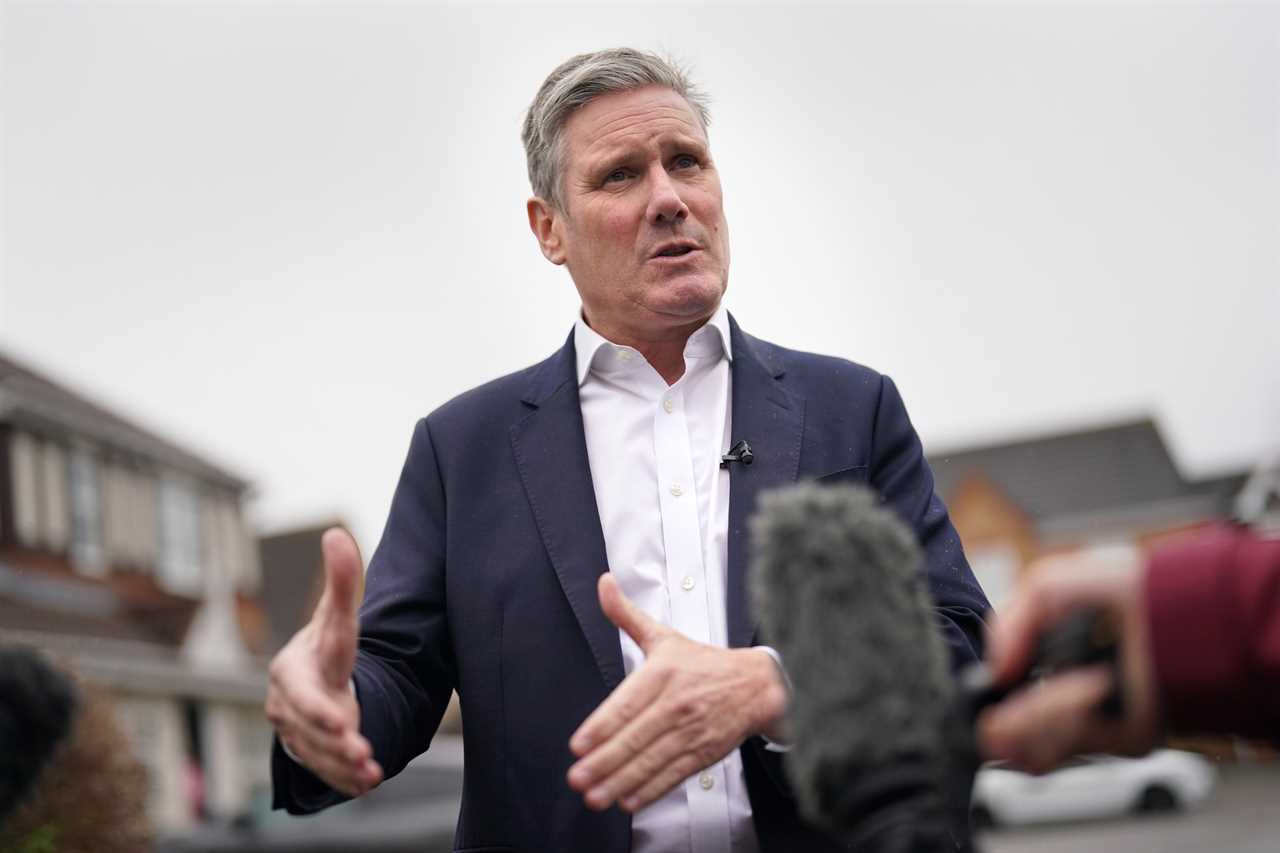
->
<box><xmin>0</xmin><ymin>348</ymin><xmax>248</xmax><ymax>490</ymax></box>
<box><xmin>926</xmin><ymin>418</ymin><xmax>1245</xmax><ymax>526</ymax></box>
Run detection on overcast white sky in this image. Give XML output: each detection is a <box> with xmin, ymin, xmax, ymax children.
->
<box><xmin>3</xmin><ymin>2</ymin><xmax>1277</xmax><ymax>554</ymax></box>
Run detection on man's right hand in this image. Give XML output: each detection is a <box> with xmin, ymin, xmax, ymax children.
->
<box><xmin>265</xmin><ymin>528</ymin><xmax>383</xmax><ymax>797</ymax></box>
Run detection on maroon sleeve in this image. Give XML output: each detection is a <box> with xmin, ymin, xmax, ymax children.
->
<box><xmin>1145</xmin><ymin>525</ymin><xmax>1280</xmax><ymax>738</ymax></box>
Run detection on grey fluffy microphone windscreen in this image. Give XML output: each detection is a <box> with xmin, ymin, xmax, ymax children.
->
<box><xmin>750</xmin><ymin>482</ymin><xmax>1122</xmax><ymax>851</ymax></box>
<box><xmin>749</xmin><ymin>482</ymin><xmax>962</xmax><ymax>852</ymax></box>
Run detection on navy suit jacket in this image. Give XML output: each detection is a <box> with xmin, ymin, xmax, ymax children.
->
<box><xmin>273</xmin><ymin>315</ymin><xmax>991</xmax><ymax>852</ymax></box>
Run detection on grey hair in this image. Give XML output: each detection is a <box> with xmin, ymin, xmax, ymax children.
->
<box><xmin>521</xmin><ymin>48</ymin><xmax>711</xmax><ymax>210</ymax></box>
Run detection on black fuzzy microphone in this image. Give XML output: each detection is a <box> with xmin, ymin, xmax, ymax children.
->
<box><xmin>749</xmin><ymin>483</ymin><xmax>960</xmax><ymax>852</ymax></box>
<box><xmin>750</xmin><ymin>483</ymin><xmax>1119</xmax><ymax>852</ymax></box>
<box><xmin>0</xmin><ymin>644</ymin><xmax>77</xmax><ymax>824</ymax></box>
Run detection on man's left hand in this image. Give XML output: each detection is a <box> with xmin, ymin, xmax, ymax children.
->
<box><xmin>567</xmin><ymin>573</ymin><xmax>788</xmax><ymax>813</ymax></box>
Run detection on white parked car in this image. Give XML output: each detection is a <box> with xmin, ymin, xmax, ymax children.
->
<box><xmin>970</xmin><ymin>749</ymin><xmax>1216</xmax><ymax>828</ymax></box>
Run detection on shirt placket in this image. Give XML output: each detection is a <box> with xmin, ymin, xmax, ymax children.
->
<box><xmin>653</xmin><ymin>383</ymin><xmax>733</xmax><ymax>853</ymax></box>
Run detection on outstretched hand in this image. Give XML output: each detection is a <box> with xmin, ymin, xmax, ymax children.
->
<box><xmin>265</xmin><ymin>528</ymin><xmax>383</xmax><ymax>797</ymax></box>
<box><xmin>566</xmin><ymin>573</ymin><xmax>788</xmax><ymax>813</ymax></box>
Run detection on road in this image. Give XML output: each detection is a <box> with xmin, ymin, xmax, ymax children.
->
<box><xmin>984</xmin><ymin>763</ymin><xmax>1280</xmax><ymax>853</ymax></box>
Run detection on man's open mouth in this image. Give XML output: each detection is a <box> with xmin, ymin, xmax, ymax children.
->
<box><xmin>652</xmin><ymin>243</ymin><xmax>699</xmax><ymax>259</ymax></box>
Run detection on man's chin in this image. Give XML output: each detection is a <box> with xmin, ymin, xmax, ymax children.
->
<box><xmin>647</xmin><ymin>275</ymin><xmax>726</xmax><ymax>317</ymax></box>
<box><xmin>650</xmin><ymin>297</ymin><xmax>722</xmax><ymax>326</ymax></box>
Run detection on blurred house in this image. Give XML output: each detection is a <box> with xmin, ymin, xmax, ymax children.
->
<box><xmin>927</xmin><ymin>417</ymin><xmax>1248</xmax><ymax>608</ymax></box>
<box><xmin>0</xmin><ymin>350</ymin><xmax>272</xmax><ymax>832</ymax></box>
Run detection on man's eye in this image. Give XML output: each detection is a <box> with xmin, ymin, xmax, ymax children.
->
<box><xmin>604</xmin><ymin>169</ymin><xmax>630</xmax><ymax>184</ymax></box>
<box><xmin>673</xmin><ymin>154</ymin><xmax>699</xmax><ymax>170</ymax></box>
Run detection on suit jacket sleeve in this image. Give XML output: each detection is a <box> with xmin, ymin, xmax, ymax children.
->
<box><xmin>869</xmin><ymin>375</ymin><xmax>990</xmax><ymax>668</ymax></box>
<box><xmin>1146</xmin><ymin>525</ymin><xmax>1280</xmax><ymax>739</ymax></box>
<box><xmin>272</xmin><ymin>417</ymin><xmax>457</xmax><ymax>814</ymax></box>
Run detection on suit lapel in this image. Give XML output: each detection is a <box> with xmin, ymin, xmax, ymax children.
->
<box><xmin>509</xmin><ymin>334</ymin><xmax>626</xmax><ymax>691</ymax></box>
<box><xmin>725</xmin><ymin>317</ymin><xmax>806</xmax><ymax>649</ymax></box>
<box><xmin>509</xmin><ymin>319</ymin><xmax>804</xmax><ymax>682</ymax></box>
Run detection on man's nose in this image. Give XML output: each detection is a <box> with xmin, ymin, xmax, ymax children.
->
<box><xmin>646</xmin><ymin>166</ymin><xmax>689</xmax><ymax>225</ymax></box>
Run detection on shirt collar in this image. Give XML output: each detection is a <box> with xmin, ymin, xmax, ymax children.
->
<box><xmin>574</xmin><ymin>306</ymin><xmax>733</xmax><ymax>387</ymax></box>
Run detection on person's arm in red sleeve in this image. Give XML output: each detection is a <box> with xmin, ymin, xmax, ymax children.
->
<box><xmin>1146</xmin><ymin>525</ymin><xmax>1280</xmax><ymax>739</ymax></box>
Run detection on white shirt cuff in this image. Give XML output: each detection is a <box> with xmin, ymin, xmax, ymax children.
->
<box><xmin>751</xmin><ymin>645</ymin><xmax>793</xmax><ymax>753</ymax></box>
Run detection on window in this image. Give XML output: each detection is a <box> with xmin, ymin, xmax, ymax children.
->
<box><xmin>40</xmin><ymin>441</ymin><xmax>70</xmax><ymax>552</ymax></box>
<box><xmin>204</xmin><ymin>493</ymin><xmax>259</xmax><ymax>595</ymax></box>
<box><xmin>104</xmin><ymin>464</ymin><xmax>130</xmax><ymax>566</ymax></box>
<box><xmin>9</xmin><ymin>431</ymin><xmax>74</xmax><ymax>554</ymax></box>
<box><xmin>10</xmin><ymin>431</ymin><xmax>40</xmax><ymax>546</ymax></box>
<box><xmin>101</xmin><ymin>464</ymin><xmax>160</xmax><ymax>570</ymax></box>
<box><xmin>130</xmin><ymin>470</ymin><xmax>159</xmax><ymax>569</ymax></box>
<box><xmin>159</xmin><ymin>476</ymin><xmax>202</xmax><ymax>594</ymax></box>
<box><xmin>69</xmin><ymin>446</ymin><xmax>106</xmax><ymax>574</ymax></box>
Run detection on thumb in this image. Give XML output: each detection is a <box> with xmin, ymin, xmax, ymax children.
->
<box><xmin>598</xmin><ymin>572</ymin><xmax>664</xmax><ymax>652</ymax></box>
<box><xmin>314</xmin><ymin>527</ymin><xmax>363</xmax><ymax>687</ymax></box>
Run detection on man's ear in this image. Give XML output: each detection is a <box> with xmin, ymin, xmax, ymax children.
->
<box><xmin>527</xmin><ymin>197</ymin><xmax>567</xmax><ymax>265</ymax></box>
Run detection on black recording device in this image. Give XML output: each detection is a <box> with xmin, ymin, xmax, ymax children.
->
<box><xmin>720</xmin><ymin>439</ymin><xmax>754</xmax><ymax>469</ymax></box>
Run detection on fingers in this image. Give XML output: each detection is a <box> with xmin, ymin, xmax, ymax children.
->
<box><xmin>315</xmin><ymin>527</ymin><xmax>364</xmax><ymax>688</ymax></box>
<box><xmin>977</xmin><ymin>665</ymin><xmax>1118</xmax><ymax>773</ymax></box>
<box><xmin>569</xmin><ymin>689</ymin><xmax>686</xmax><ymax>799</ymax></box>
<box><xmin>266</xmin><ymin>622</ymin><xmax>380</xmax><ymax>797</ymax></box>
<box><xmin>268</xmin><ymin>675</ymin><xmax>345</xmax><ymax>736</ymax></box>
<box><xmin>985</xmin><ymin>578</ymin><xmax>1056</xmax><ymax>685</ymax></box>
<box><xmin>288</xmin><ymin>729</ymin><xmax>382</xmax><ymax>798</ymax></box>
<box><xmin>571</xmin><ymin>582</ymin><xmax>770</xmax><ymax>814</ymax></box>
<box><xmin>273</xmin><ymin>714</ymin><xmax>382</xmax><ymax>796</ymax></box>
<box><xmin>597</xmin><ymin>573</ymin><xmax>665</xmax><ymax>653</ymax></box>
<box><xmin>283</xmin><ymin>713</ymin><xmax>376</xmax><ymax>778</ymax></box>
<box><xmin>985</xmin><ymin>557</ymin><xmax>1135</xmax><ymax>686</ymax></box>
<box><xmin>619</xmin><ymin>749</ymin><xmax>707</xmax><ymax>813</ymax></box>
<box><xmin>319</xmin><ymin>527</ymin><xmax>363</xmax><ymax>622</ymax></box>
<box><xmin>575</xmin><ymin>718</ymin><xmax>714</xmax><ymax>813</ymax></box>
<box><xmin>267</xmin><ymin>678</ymin><xmax>381</xmax><ymax>797</ymax></box>
<box><xmin>570</xmin><ymin>659</ymin><xmax>667</xmax><ymax>757</ymax></box>
<box><xmin>570</xmin><ymin>649</ymin><xmax>784</xmax><ymax>804</ymax></box>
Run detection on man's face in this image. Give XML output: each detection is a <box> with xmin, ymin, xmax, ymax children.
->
<box><xmin>529</xmin><ymin>86</ymin><xmax>730</xmax><ymax>342</ymax></box>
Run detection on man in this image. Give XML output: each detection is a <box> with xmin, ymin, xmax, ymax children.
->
<box><xmin>979</xmin><ymin>524</ymin><xmax>1280</xmax><ymax>772</ymax></box>
<box><xmin>267</xmin><ymin>48</ymin><xmax>990</xmax><ymax>852</ymax></box>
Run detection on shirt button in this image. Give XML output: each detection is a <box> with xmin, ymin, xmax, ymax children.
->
<box><xmin>669</xmin><ymin>484</ymin><xmax>684</xmax><ymax>497</ymax></box>
<box><xmin>699</xmin><ymin>772</ymin><xmax>714</xmax><ymax>791</ymax></box>
<box><xmin>681</xmin><ymin>576</ymin><xmax>695</xmax><ymax>591</ymax></box>
<box><xmin>662</xmin><ymin>398</ymin><xmax>674</xmax><ymax>414</ymax></box>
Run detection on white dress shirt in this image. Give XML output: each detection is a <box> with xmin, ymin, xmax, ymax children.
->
<box><xmin>574</xmin><ymin>306</ymin><xmax>761</xmax><ymax>853</ymax></box>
